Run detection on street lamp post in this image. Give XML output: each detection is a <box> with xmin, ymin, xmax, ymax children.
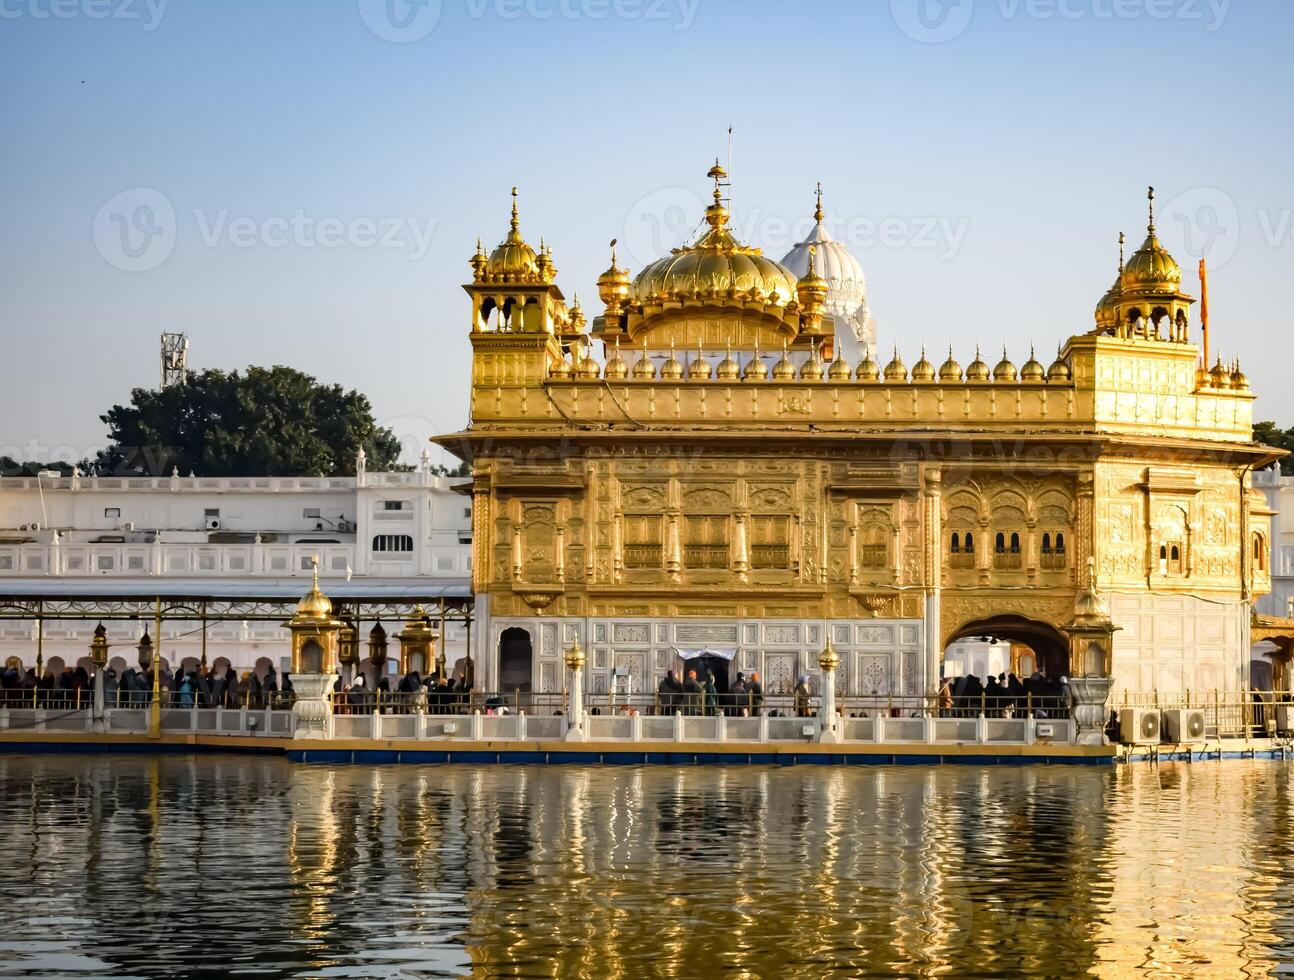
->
<box><xmin>818</xmin><ymin>637</ymin><xmax>841</xmax><ymax>743</ymax></box>
<box><xmin>564</xmin><ymin>640</ymin><xmax>586</xmax><ymax>742</ymax></box>
<box><xmin>89</xmin><ymin>622</ymin><xmax>108</xmax><ymax>734</ymax></box>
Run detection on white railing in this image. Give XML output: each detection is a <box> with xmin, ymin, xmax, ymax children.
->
<box><xmin>0</xmin><ymin>542</ymin><xmax>360</xmax><ymax>578</ymax></box>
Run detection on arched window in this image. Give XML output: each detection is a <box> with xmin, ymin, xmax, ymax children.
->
<box><xmin>1041</xmin><ymin>533</ymin><xmax>1052</xmax><ymax>554</ymax></box>
<box><xmin>1010</xmin><ymin>532</ymin><xmax>1021</xmax><ymax>554</ymax></box>
<box><xmin>965</xmin><ymin>531</ymin><xmax>974</xmax><ymax>553</ymax></box>
<box><xmin>950</xmin><ymin>532</ymin><xmax>961</xmax><ymax>554</ymax></box>
<box><xmin>995</xmin><ymin>532</ymin><xmax>1006</xmax><ymax>554</ymax></box>
<box><xmin>1055</xmin><ymin>532</ymin><xmax>1066</xmax><ymax>554</ymax></box>
<box><xmin>1254</xmin><ymin>532</ymin><xmax>1268</xmax><ymax>572</ymax></box>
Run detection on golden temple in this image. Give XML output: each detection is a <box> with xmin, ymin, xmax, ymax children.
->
<box><xmin>437</xmin><ymin>169</ymin><xmax>1283</xmax><ymax>708</ymax></box>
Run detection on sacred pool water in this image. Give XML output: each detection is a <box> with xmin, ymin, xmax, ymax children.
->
<box><xmin>1</xmin><ymin>756</ymin><xmax>1292</xmax><ymax>977</ymax></box>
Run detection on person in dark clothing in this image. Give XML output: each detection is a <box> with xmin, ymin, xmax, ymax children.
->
<box><xmin>658</xmin><ymin>671</ymin><xmax>679</xmax><ymax>714</ymax></box>
<box><xmin>1006</xmin><ymin>673</ymin><xmax>1027</xmax><ymax>715</ymax></box>
<box><xmin>682</xmin><ymin>670</ymin><xmax>703</xmax><ymax>716</ymax></box>
<box><xmin>960</xmin><ymin>674</ymin><xmax>985</xmax><ymax>717</ymax></box>
<box><xmin>729</xmin><ymin>673</ymin><xmax>748</xmax><ymax>716</ymax></box>
<box><xmin>702</xmin><ymin>670</ymin><xmax>718</xmax><ymax>716</ymax></box>
<box><xmin>793</xmin><ymin>676</ymin><xmax>812</xmax><ymax>718</ymax></box>
<box><xmin>985</xmin><ymin>675</ymin><xmax>1004</xmax><ymax>717</ymax></box>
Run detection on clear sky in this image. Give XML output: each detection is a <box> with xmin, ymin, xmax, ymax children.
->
<box><xmin>2</xmin><ymin>0</ymin><xmax>1291</xmax><ymax>467</ymax></box>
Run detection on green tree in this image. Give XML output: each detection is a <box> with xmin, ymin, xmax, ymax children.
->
<box><xmin>1254</xmin><ymin>421</ymin><xmax>1294</xmax><ymax>475</ymax></box>
<box><xmin>95</xmin><ymin>366</ymin><xmax>402</xmax><ymax>477</ymax></box>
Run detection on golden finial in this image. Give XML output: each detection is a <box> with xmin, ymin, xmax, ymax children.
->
<box><xmin>1147</xmin><ymin>186</ymin><xmax>1155</xmax><ymax>234</ymax></box>
<box><xmin>813</xmin><ymin>181</ymin><xmax>824</xmax><ymax>224</ymax></box>
<box><xmin>1118</xmin><ymin>231</ymin><xmax>1126</xmax><ymax>272</ymax></box>
<box><xmin>510</xmin><ymin>186</ymin><xmax>520</xmax><ymax>234</ymax></box>
<box><xmin>310</xmin><ymin>554</ymin><xmax>320</xmax><ymax>588</ymax></box>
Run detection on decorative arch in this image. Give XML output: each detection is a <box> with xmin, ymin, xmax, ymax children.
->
<box><xmin>944</xmin><ymin>613</ymin><xmax>1072</xmax><ymax>680</ymax></box>
<box><xmin>498</xmin><ymin>626</ymin><xmax>533</xmax><ymax>694</ymax></box>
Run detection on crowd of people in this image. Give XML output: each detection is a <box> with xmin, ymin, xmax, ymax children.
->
<box><xmin>0</xmin><ymin>663</ymin><xmax>292</xmax><ymax>710</ymax></box>
<box><xmin>655</xmin><ymin>668</ymin><xmax>766</xmax><ymax>716</ymax></box>
<box><xmin>332</xmin><ymin>671</ymin><xmax>473</xmax><ymax>714</ymax></box>
<box><xmin>937</xmin><ymin>671</ymin><xmax>1070</xmax><ymax>718</ymax></box>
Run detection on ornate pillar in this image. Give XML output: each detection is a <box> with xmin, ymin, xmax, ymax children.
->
<box><xmin>733</xmin><ymin>511</ymin><xmax>750</xmax><ymax>582</ymax></box>
<box><xmin>89</xmin><ymin>622</ymin><xmax>108</xmax><ymax>735</ymax></box>
<box><xmin>285</xmin><ymin>559</ymin><xmax>342</xmax><ymax>740</ymax></box>
<box><xmin>818</xmin><ymin>638</ymin><xmax>840</xmax><ymax>743</ymax></box>
<box><xmin>564</xmin><ymin>640</ymin><xmax>586</xmax><ymax>741</ymax></box>
<box><xmin>1062</xmin><ymin>557</ymin><xmax>1118</xmax><ymax>746</ymax></box>
<box><xmin>924</xmin><ymin>467</ymin><xmax>943</xmax><ymax>696</ymax></box>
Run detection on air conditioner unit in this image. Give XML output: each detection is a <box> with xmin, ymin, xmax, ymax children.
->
<box><xmin>1162</xmin><ymin>708</ymin><xmax>1206</xmax><ymax>743</ymax></box>
<box><xmin>207</xmin><ymin>519</ymin><xmax>221</xmax><ymax>530</ymax></box>
<box><xmin>1119</xmin><ymin>708</ymin><xmax>1161</xmax><ymax>745</ymax></box>
<box><xmin>122</xmin><ymin>522</ymin><xmax>136</xmax><ymax>532</ymax></box>
<box><xmin>1277</xmin><ymin>704</ymin><xmax>1294</xmax><ymax>735</ymax></box>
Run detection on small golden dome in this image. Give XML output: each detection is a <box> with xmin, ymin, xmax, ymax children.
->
<box><xmin>965</xmin><ymin>346</ymin><xmax>991</xmax><ymax>382</ymax></box>
<box><xmin>568</xmin><ymin>293</ymin><xmax>587</xmax><ymax>332</ymax></box>
<box><xmin>1047</xmin><ymin>352</ymin><xmax>1072</xmax><ymax>382</ymax></box>
<box><xmin>800</xmin><ymin>343</ymin><xmax>825</xmax><ymax>380</ymax></box>
<box><xmin>597</xmin><ymin>244</ymin><xmax>631</xmax><ymax>307</ymax></box>
<box><xmin>993</xmin><ymin>348</ymin><xmax>1018</xmax><ymax>383</ymax></box>
<box><xmin>1020</xmin><ymin>346</ymin><xmax>1046</xmax><ymax>382</ymax></box>
<box><xmin>574</xmin><ymin>347</ymin><xmax>601</xmax><ymax>379</ymax></box>
<box><xmin>603</xmin><ymin>338</ymin><xmax>629</xmax><ymax>380</ymax></box>
<box><xmin>716</xmin><ymin>344</ymin><xmax>741</xmax><ymax>380</ymax></box>
<box><xmin>743</xmin><ymin>344</ymin><xmax>769</xmax><ymax>381</ymax></box>
<box><xmin>1231</xmin><ymin>359</ymin><xmax>1250</xmax><ymax>390</ymax></box>
<box><xmin>796</xmin><ymin>245</ymin><xmax>829</xmax><ymax>312</ymax></box>
<box><xmin>1209</xmin><ymin>356</ymin><xmax>1231</xmax><ymax>388</ymax></box>
<box><xmin>772</xmin><ymin>343</ymin><xmax>797</xmax><ymax>381</ymax></box>
<box><xmin>659</xmin><ymin>344</ymin><xmax>684</xmax><ymax>380</ymax></box>
<box><xmin>1121</xmin><ymin>189</ymin><xmax>1182</xmax><ymax>292</ymax></box>
<box><xmin>1094</xmin><ymin>232</ymin><xmax>1126</xmax><ymax>329</ymax></box>
<box><xmin>856</xmin><ymin>345</ymin><xmax>880</xmax><ymax>382</ymax></box>
<box><xmin>469</xmin><ymin>237</ymin><xmax>487</xmax><ymax>282</ymax></box>
<box><xmin>883</xmin><ymin>348</ymin><xmax>908</xmax><ymax>383</ymax></box>
<box><xmin>911</xmin><ymin>347</ymin><xmax>936</xmax><ymax>383</ymax></box>
<box><xmin>938</xmin><ymin>347</ymin><xmax>963</xmax><ymax>382</ymax></box>
<box><xmin>484</xmin><ymin>188</ymin><xmax>540</xmax><ymax>282</ymax></box>
<box><xmin>294</xmin><ymin>562</ymin><xmax>333</xmax><ymax>622</ymax></box>
<box><xmin>687</xmin><ymin>345</ymin><xmax>713</xmax><ymax>380</ymax></box>
<box><xmin>828</xmin><ymin>346</ymin><xmax>852</xmax><ymax>381</ymax></box>
<box><xmin>632</xmin><ymin>342</ymin><xmax>656</xmax><ymax>379</ymax></box>
<box><xmin>550</xmin><ymin>354</ymin><xmax>573</xmax><ymax>379</ymax></box>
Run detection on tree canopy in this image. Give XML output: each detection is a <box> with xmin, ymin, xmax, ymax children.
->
<box><xmin>94</xmin><ymin>366</ymin><xmax>403</xmax><ymax>477</ymax></box>
<box><xmin>1255</xmin><ymin>421</ymin><xmax>1294</xmax><ymax>475</ymax></box>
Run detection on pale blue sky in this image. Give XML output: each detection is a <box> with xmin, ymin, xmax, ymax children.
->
<box><xmin>1</xmin><ymin>0</ymin><xmax>1291</xmax><ymax>466</ymax></box>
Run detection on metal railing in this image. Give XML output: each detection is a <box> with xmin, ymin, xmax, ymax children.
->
<box><xmin>1117</xmin><ymin>690</ymin><xmax>1294</xmax><ymax>740</ymax></box>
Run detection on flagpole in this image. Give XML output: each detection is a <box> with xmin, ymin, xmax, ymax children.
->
<box><xmin>1199</xmin><ymin>257</ymin><xmax>1210</xmax><ymax>369</ymax></box>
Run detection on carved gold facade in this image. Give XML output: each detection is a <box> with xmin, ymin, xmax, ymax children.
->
<box><xmin>437</xmin><ymin>172</ymin><xmax>1282</xmax><ymax>698</ymax></box>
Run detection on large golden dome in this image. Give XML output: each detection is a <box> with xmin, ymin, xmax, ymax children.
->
<box><xmin>294</xmin><ymin>561</ymin><xmax>334</xmax><ymax>622</ymax></box>
<box><xmin>630</xmin><ymin>165</ymin><xmax>798</xmax><ymax>306</ymax></box>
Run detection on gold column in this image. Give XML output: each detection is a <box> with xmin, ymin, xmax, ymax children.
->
<box><xmin>149</xmin><ymin>597</ymin><xmax>162</xmax><ymax>739</ymax></box>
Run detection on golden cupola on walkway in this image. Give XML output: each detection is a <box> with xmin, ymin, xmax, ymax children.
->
<box><xmin>284</xmin><ymin>558</ymin><xmax>343</xmax><ymax>675</ymax></box>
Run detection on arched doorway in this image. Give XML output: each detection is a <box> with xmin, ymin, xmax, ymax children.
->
<box><xmin>944</xmin><ymin>615</ymin><xmax>1071</xmax><ymax>681</ymax></box>
<box><xmin>498</xmin><ymin>628</ymin><xmax>533</xmax><ymax>694</ymax></box>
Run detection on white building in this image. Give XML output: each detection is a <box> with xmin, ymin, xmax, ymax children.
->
<box><xmin>1255</xmin><ymin>467</ymin><xmax>1294</xmax><ymax>620</ymax></box>
<box><xmin>0</xmin><ymin>460</ymin><xmax>472</xmax><ymax>679</ymax></box>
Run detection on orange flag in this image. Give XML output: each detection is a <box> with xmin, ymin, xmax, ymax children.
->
<box><xmin>1199</xmin><ymin>258</ymin><xmax>1210</xmax><ymax>368</ymax></box>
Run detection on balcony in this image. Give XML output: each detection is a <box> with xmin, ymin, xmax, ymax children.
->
<box><xmin>948</xmin><ymin>551</ymin><xmax>975</xmax><ymax>570</ymax></box>
<box><xmin>993</xmin><ymin>551</ymin><xmax>1023</xmax><ymax>571</ymax></box>
<box><xmin>684</xmin><ymin>544</ymin><xmax>729</xmax><ymax>569</ymax></box>
<box><xmin>624</xmin><ymin>544</ymin><xmax>662</xmax><ymax>569</ymax></box>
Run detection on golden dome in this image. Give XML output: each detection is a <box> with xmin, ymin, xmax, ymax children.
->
<box><xmin>550</xmin><ymin>354</ymin><xmax>573</xmax><ymax>379</ymax></box>
<box><xmin>630</xmin><ymin>166</ymin><xmax>798</xmax><ymax>307</ymax></box>
<box><xmin>1209</xmin><ymin>357</ymin><xmax>1231</xmax><ymax>388</ymax></box>
<box><xmin>1021</xmin><ymin>346</ymin><xmax>1046</xmax><ymax>382</ymax></box>
<box><xmin>993</xmin><ymin>348</ymin><xmax>1018</xmax><ymax>383</ymax></box>
<box><xmin>659</xmin><ymin>344</ymin><xmax>684</xmax><ymax>380</ymax></box>
<box><xmin>796</xmin><ymin>245</ymin><xmax>829</xmax><ymax>313</ymax></box>
<box><xmin>938</xmin><ymin>347</ymin><xmax>963</xmax><ymax>382</ymax></box>
<box><xmin>604</xmin><ymin>338</ymin><xmax>629</xmax><ymax>379</ymax></box>
<box><xmin>632</xmin><ymin>342</ymin><xmax>656</xmax><ymax>379</ymax></box>
<box><xmin>568</xmin><ymin>294</ymin><xmax>587</xmax><ymax>332</ymax></box>
<box><xmin>883</xmin><ymin>348</ymin><xmax>908</xmax><ymax>383</ymax></box>
<box><xmin>856</xmin><ymin>345</ymin><xmax>880</xmax><ymax>382</ymax></box>
<box><xmin>716</xmin><ymin>345</ymin><xmax>741</xmax><ymax>380</ymax></box>
<box><xmin>1121</xmin><ymin>189</ymin><xmax>1181</xmax><ymax>293</ymax></box>
<box><xmin>483</xmin><ymin>188</ymin><xmax>542</xmax><ymax>282</ymax></box>
<box><xmin>687</xmin><ymin>345</ymin><xmax>713</xmax><ymax>380</ymax></box>
<box><xmin>294</xmin><ymin>561</ymin><xmax>333</xmax><ymax>622</ymax></box>
<box><xmin>800</xmin><ymin>343</ymin><xmax>825</xmax><ymax>380</ymax></box>
<box><xmin>965</xmin><ymin>346</ymin><xmax>991</xmax><ymax>382</ymax></box>
<box><xmin>743</xmin><ymin>344</ymin><xmax>769</xmax><ymax>381</ymax></box>
<box><xmin>1231</xmin><ymin>359</ymin><xmax>1250</xmax><ymax>390</ymax></box>
<box><xmin>1094</xmin><ymin>233</ymin><xmax>1125</xmax><ymax>329</ymax></box>
<box><xmin>597</xmin><ymin>245</ymin><xmax>631</xmax><ymax>307</ymax></box>
<box><xmin>772</xmin><ymin>343</ymin><xmax>796</xmax><ymax>381</ymax></box>
<box><xmin>1047</xmin><ymin>352</ymin><xmax>1072</xmax><ymax>382</ymax></box>
<box><xmin>911</xmin><ymin>347</ymin><xmax>936</xmax><ymax>383</ymax></box>
<box><xmin>828</xmin><ymin>346</ymin><xmax>852</xmax><ymax>381</ymax></box>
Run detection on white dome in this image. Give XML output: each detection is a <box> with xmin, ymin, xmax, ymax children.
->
<box><xmin>781</xmin><ymin>214</ymin><xmax>875</xmax><ymax>359</ymax></box>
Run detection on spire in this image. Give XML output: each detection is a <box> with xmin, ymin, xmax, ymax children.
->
<box><xmin>1147</xmin><ymin>185</ymin><xmax>1156</xmax><ymax>235</ymax></box>
<box><xmin>510</xmin><ymin>186</ymin><xmax>520</xmax><ymax>236</ymax></box>
<box><xmin>813</xmin><ymin>181</ymin><xmax>824</xmax><ymax>224</ymax></box>
<box><xmin>1118</xmin><ymin>231</ymin><xmax>1126</xmax><ymax>273</ymax></box>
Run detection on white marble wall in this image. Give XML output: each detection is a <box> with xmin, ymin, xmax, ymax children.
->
<box><xmin>1108</xmin><ymin>592</ymin><xmax>1250</xmax><ymax>698</ymax></box>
